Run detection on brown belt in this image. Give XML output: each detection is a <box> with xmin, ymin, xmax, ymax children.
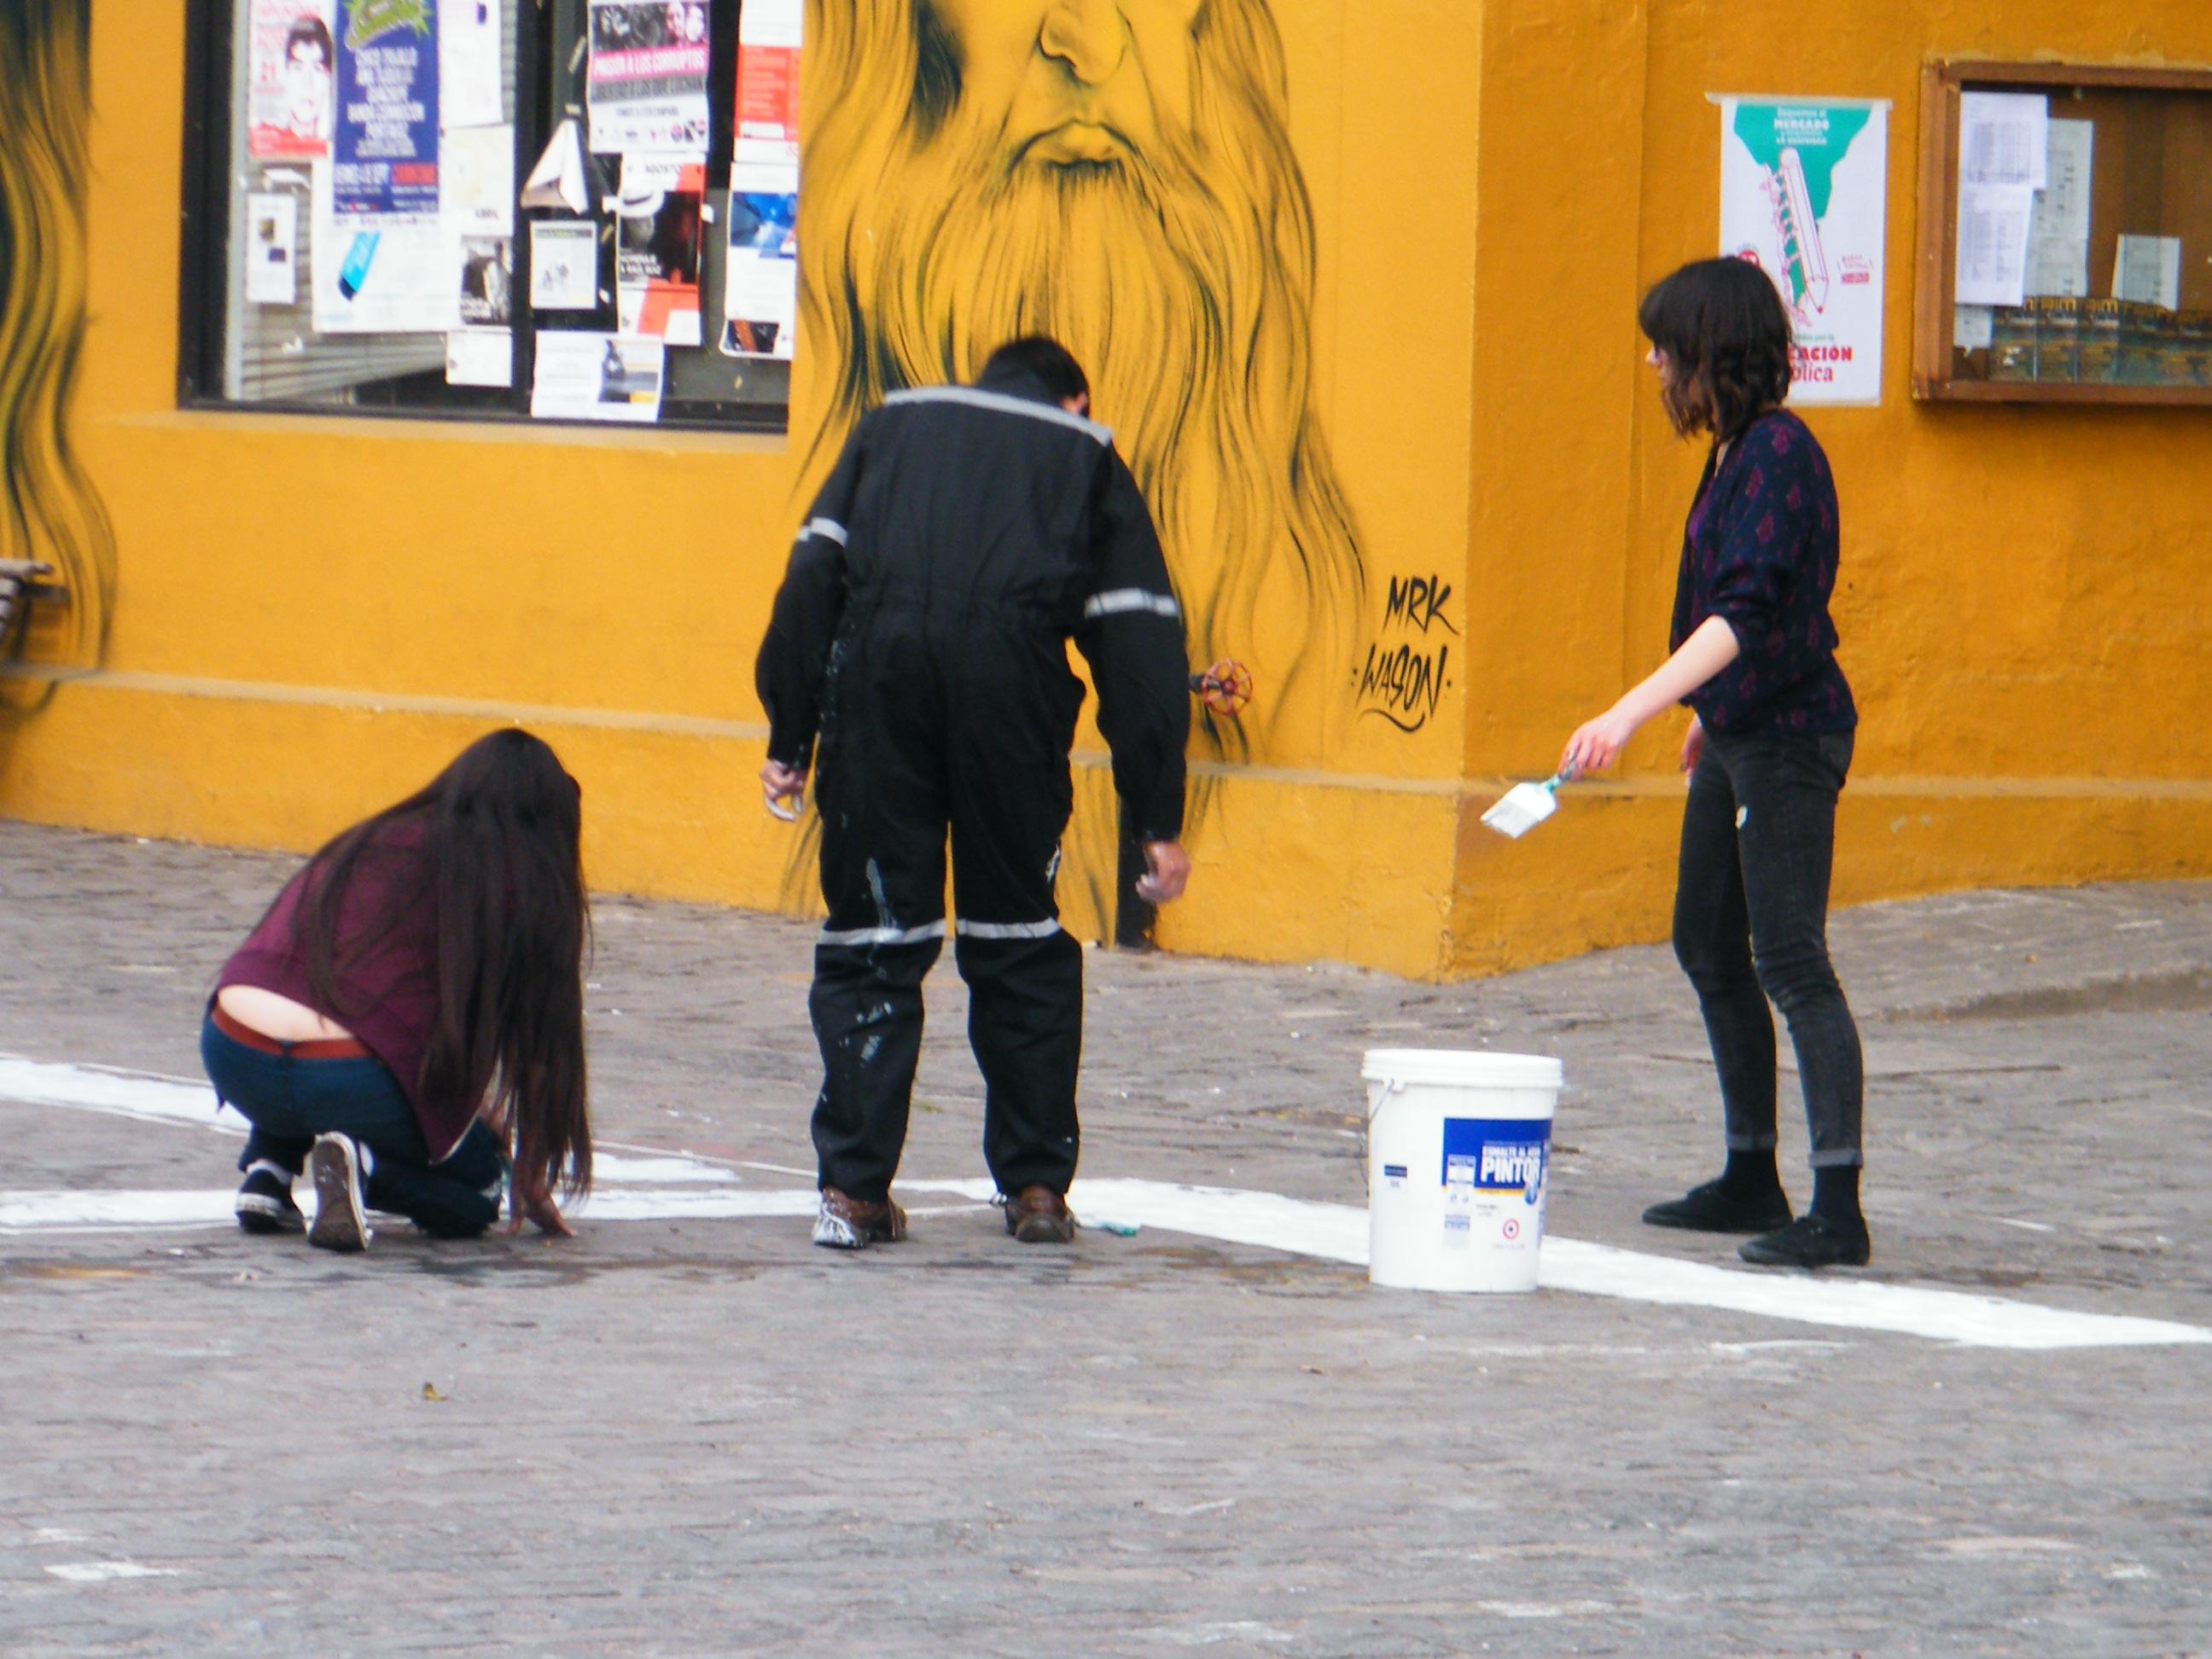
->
<box><xmin>211</xmin><ymin>1003</ymin><xmax>372</xmax><ymax>1061</ymax></box>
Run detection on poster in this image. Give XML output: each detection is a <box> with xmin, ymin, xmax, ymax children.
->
<box><xmin>616</xmin><ymin>156</ymin><xmax>705</xmax><ymax>344</ymax></box>
<box><xmin>531</xmin><ymin>333</ymin><xmax>664</xmax><ymax>422</ymax></box>
<box><xmin>2116</xmin><ymin>235</ymin><xmax>2183</xmax><ymax>311</ymax></box>
<box><xmin>248</xmin><ymin>1</ymin><xmax>338</xmax><ymax>159</ymax></box>
<box><xmin>733</xmin><ymin>0</ymin><xmax>801</xmax><ymax>166</ymax></box>
<box><xmin>246</xmin><ymin>192</ymin><xmax>301</xmax><ymax>305</ymax></box>
<box><xmin>334</xmin><ymin>0</ymin><xmax>441</xmax><ymax>223</ymax></box>
<box><xmin>440</xmin><ymin>0</ymin><xmax>504</xmax><ymax>129</ymax></box>
<box><xmin>1719</xmin><ymin>96</ymin><xmax>1888</xmax><ymax>405</ymax></box>
<box><xmin>720</xmin><ymin>161</ymin><xmax>796</xmax><ymax>359</ymax></box>
<box><xmin>587</xmin><ymin>1</ymin><xmax>711</xmax><ymax>156</ymax></box>
<box><xmin>311</xmin><ymin>163</ymin><xmax>457</xmax><ymax>332</ymax></box>
<box><xmin>530</xmin><ymin>219</ymin><xmax>600</xmax><ymax>310</ymax></box>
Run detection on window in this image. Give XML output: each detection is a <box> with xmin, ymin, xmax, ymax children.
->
<box><xmin>179</xmin><ymin>0</ymin><xmax>795</xmax><ymax>429</ymax></box>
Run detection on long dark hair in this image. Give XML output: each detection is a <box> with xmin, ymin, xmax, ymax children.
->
<box><xmin>296</xmin><ymin>729</ymin><xmax>591</xmax><ymax>1202</ymax></box>
<box><xmin>1637</xmin><ymin>257</ymin><xmax>1793</xmax><ymax>443</ymax></box>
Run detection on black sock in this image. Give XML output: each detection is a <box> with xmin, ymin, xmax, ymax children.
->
<box><xmin>1810</xmin><ymin>1165</ymin><xmax>1862</xmax><ymax>1227</ymax></box>
<box><xmin>1720</xmin><ymin>1148</ymin><xmax>1782</xmax><ymax>1195</ymax></box>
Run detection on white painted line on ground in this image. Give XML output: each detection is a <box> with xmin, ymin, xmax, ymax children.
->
<box><xmin>44</xmin><ymin>1562</ymin><xmax>180</xmax><ymax>1583</ymax></box>
<box><xmin>7</xmin><ymin>1056</ymin><xmax>2211</xmax><ymax>1350</ymax></box>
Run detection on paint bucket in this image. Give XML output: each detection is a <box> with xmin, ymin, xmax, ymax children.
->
<box><xmin>1363</xmin><ymin>1048</ymin><xmax>1563</xmax><ymax>1293</ymax></box>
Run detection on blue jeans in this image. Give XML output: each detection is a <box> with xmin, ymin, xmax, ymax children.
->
<box><xmin>1672</xmin><ymin>730</ymin><xmax>1864</xmax><ymax>1169</ymax></box>
<box><xmin>200</xmin><ymin>1014</ymin><xmax>504</xmax><ymax>1237</ymax></box>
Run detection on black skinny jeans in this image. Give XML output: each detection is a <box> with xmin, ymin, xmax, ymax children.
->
<box><xmin>1672</xmin><ymin>729</ymin><xmax>1863</xmax><ymax>1169</ymax></box>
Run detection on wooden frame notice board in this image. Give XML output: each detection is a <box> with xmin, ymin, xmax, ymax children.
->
<box><xmin>1914</xmin><ymin>59</ymin><xmax>2212</xmax><ymax>405</ymax></box>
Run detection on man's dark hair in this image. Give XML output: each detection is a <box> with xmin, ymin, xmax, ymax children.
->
<box><xmin>1637</xmin><ymin>257</ymin><xmax>1793</xmax><ymax>442</ymax></box>
<box><xmin>981</xmin><ymin>336</ymin><xmax>1090</xmax><ymax>405</ymax></box>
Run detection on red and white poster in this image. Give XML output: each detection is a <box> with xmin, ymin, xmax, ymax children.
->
<box><xmin>617</xmin><ymin>155</ymin><xmax>706</xmax><ymax>345</ymax></box>
<box><xmin>733</xmin><ymin>0</ymin><xmax>800</xmax><ymax>166</ymax></box>
<box><xmin>247</xmin><ymin>0</ymin><xmax>338</xmax><ymax>160</ymax></box>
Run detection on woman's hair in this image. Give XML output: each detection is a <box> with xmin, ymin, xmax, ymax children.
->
<box><xmin>1637</xmin><ymin>257</ymin><xmax>1793</xmax><ymax>442</ymax></box>
<box><xmin>285</xmin><ymin>15</ymin><xmax>333</xmax><ymax>67</ymax></box>
<box><xmin>296</xmin><ymin>729</ymin><xmax>591</xmax><ymax>1203</ymax></box>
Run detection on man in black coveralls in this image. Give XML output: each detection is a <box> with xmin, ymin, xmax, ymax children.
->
<box><xmin>756</xmin><ymin>337</ymin><xmax>1192</xmax><ymax>1249</ymax></box>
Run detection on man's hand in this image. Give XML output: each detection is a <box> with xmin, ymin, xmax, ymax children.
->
<box><xmin>1135</xmin><ymin>840</ymin><xmax>1190</xmax><ymax>905</ymax></box>
<box><xmin>760</xmin><ymin>759</ymin><xmax>807</xmax><ymax>821</ymax></box>
<box><xmin>1680</xmin><ymin>715</ymin><xmax>1706</xmax><ymax>775</ymax></box>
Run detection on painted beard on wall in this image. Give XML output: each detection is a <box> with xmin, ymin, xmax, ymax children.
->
<box><xmin>798</xmin><ymin>0</ymin><xmax>1365</xmax><ymax>745</ymax></box>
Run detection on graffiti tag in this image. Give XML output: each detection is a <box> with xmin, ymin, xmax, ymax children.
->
<box><xmin>1357</xmin><ymin>573</ymin><xmax>1459</xmax><ymax>733</ymax></box>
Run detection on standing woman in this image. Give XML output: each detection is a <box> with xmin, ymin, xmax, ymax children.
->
<box><xmin>1562</xmin><ymin>257</ymin><xmax>1867</xmax><ymax>1268</ymax></box>
<box><xmin>202</xmin><ymin>729</ymin><xmax>592</xmax><ymax>1250</ymax></box>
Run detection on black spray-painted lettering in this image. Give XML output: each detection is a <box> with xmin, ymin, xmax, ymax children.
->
<box><xmin>1358</xmin><ymin>572</ymin><xmax>1459</xmax><ymax>733</ymax></box>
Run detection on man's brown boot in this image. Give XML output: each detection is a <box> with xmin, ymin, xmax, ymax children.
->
<box><xmin>1004</xmin><ymin>1185</ymin><xmax>1075</xmax><ymax>1243</ymax></box>
<box><xmin>813</xmin><ymin>1185</ymin><xmax>908</xmax><ymax>1249</ymax></box>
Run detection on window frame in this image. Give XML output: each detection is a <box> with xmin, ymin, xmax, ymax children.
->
<box><xmin>176</xmin><ymin>0</ymin><xmax>789</xmax><ymax>434</ymax></box>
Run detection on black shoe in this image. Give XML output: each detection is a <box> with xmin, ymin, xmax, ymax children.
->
<box><xmin>306</xmin><ymin>1134</ymin><xmax>371</xmax><ymax>1253</ymax></box>
<box><xmin>1641</xmin><ymin>1178</ymin><xmax>1793</xmax><ymax>1235</ymax></box>
<box><xmin>234</xmin><ymin>1166</ymin><xmax>304</xmax><ymax>1235</ymax></box>
<box><xmin>1738</xmin><ymin>1213</ymin><xmax>1871</xmax><ymax>1269</ymax></box>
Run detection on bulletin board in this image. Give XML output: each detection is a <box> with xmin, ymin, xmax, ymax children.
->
<box><xmin>1912</xmin><ymin>60</ymin><xmax>2212</xmax><ymax>405</ymax></box>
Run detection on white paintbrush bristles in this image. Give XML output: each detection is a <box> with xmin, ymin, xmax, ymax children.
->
<box><xmin>1480</xmin><ymin>777</ymin><xmax>1563</xmax><ymax>840</ymax></box>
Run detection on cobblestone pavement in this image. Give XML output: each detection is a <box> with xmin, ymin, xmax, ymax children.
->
<box><xmin>1</xmin><ymin>821</ymin><xmax>2208</xmax><ymax>1656</ymax></box>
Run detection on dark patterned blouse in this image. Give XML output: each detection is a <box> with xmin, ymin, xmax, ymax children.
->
<box><xmin>1669</xmin><ymin>409</ymin><xmax>1856</xmax><ymax>736</ymax></box>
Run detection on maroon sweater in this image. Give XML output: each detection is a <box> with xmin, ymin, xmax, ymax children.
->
<box><xmin>216</xmin><ymin>818</ymin><xmax>476</xmax><ymax>1158</ymax></box>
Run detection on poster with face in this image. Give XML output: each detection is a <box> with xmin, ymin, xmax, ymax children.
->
<box><xmin>247</xmin><ymin>1</ymin><xmax>339</xmax><ymax>158</ymax></box>
<box><xmin>586</xmin><ymin>1</ymin><xmax>711</xmax><ymax>155</ymax></box>
<box><xmin>615</xmin><ymin>156</ymin><xmax>705</xmax><ymax>344</ymax></box>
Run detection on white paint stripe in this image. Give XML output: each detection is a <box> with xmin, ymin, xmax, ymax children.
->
<box><xmin>44</xmin><ymin>1562</ymin><xmax>180</xmax><ymax>1583</ymax></box>
<box><xmin>1082</xmin><ymin>588</ymin><xmax>1181</xmax><ymax>620</ymax></box>
<box><xmin>883</xmin><ymin>385</ymin><xmax>1111</xmax><ymax>444</ymax></box>
<box><xmin>955</xmin><ymin>918</ymin><xmax>1062</xmax><ymax>940</ymax></box>
<box><xmin>9</xmin><ymin>1054</ymin><xmax>2209</xmax><ymax>1349</ymax></box>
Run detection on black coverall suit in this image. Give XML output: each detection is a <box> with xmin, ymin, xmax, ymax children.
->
<box><xmin>756</xmin><ymin>367</ymin><xmax>1190</xmax><ymax>1203</ymax></box>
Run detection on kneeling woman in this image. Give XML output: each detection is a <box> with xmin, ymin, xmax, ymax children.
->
<box><xmin>203</xmin><ymin>729</ymin><xmax>591</xmax><ymax>1249</ymax></box>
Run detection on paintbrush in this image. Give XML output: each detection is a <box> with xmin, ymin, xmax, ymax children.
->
<box><xmin>1480</xmin><ymin>771</ymin><xmax>1572</xmax><ymax>840</ymax></box>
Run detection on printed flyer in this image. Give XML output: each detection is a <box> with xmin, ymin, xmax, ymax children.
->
<box><xmin>720</xmin><ymin>162</ymin><xmax>796</xmax><ymax>359</ymax></box>
<box><xmin>1718</xmin><ymin>96</ymin><xmax>1888</xmax><ymax>405</ymax></box>
<box><xmin>334</xmin><ymin>0</ymin><xmax>441</xmax><ymax>223</ymax></box>
<box><xmin>247</xmin><ymin>1</ymin><xmax>339</xmax><ymax>159</ymax></box>
<box><xmin>532</xmin><ymin>332</ymin><xmax>665</xmax><ymax>422</ymax></box>
<box><xmin>586</xmin><ymin>0</ymin><xmax>711</xmax><ymax>155</ymax></box>
<box><xmin>616</xmin><ymin>156</ymin><xmax>706</xmax><ymax>345</ymax></box>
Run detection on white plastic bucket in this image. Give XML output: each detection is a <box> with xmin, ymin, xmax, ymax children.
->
<box><xmin>1363</xmin><ymin>1048</ymin><xmax>1563</xmax><ymax>1293</ymax></box>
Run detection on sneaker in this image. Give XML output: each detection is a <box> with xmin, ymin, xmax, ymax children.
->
<box><xmin>1004</xmin><ymin>1185</ymin><xmax>1076</xmax><ymax>1244</ymax></box>
<box><xmin>1641</xmin><ymin>1178</ymin><xmax>1793</xmax><ymax>1235</ymax></box>
<box><xmin>1738</xmin><ymin>1212</ymin><xmax>1871</xmax><ymax>1269</ymax></box>
<box><xmin>306</xmin><ymin>1134</ymin><xmax>372</xmax><ymax>1253</ymax></box>
<box><xmin>812</xmin><ymin>1185</ymin><xmax>906</xmax><ymax>1250</ymax></box>
<box><xmin>234</xmin><ymin>1165</ymin><xmax>304</xmax><ymax>1235</ymax></box>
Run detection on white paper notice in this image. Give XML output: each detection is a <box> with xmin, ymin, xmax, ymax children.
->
<box><xmin>245</xmin><ymin>191</ymin><xmax>300</xmax><ymax>305</ymax></box>
<box><xmin>1959</xmin><ymin>90</ymin><xmax>2048</xmax><ymax>189</ymax></box>
<box><xmin>311</xmin><ymin>164</ymin><xmax>457</xmax><ymax>332</ymax></box>
<box><xmin>530</xmin><ymin>219</ymin><xmax>600</xmax><ymax>310</ymax></box>
<box><xmin>446</xmin><ymin>327</ymin><xmax>512</xmax><ymax>386</ymax></box>
<box><xmin>1953</xmin><ymin>304</ymin><xmax>1994</xmax><ymax>352</ymax></box>
<box><xmin>441</xmin><ymin>0</ymin><xmax>505</xmax><ymax>129</ymax></box>
<box><xmin>531</xmin><ymin>333</ymin><xmax>664</xmax><ymax>422</ymax></box>
<box><xmin>2025</xmin><ymin>119</ymin><xmax>2093</xmax><ymax>298</ymax></box>
<box><xmin>442</xmin><ymin>125</ymin><xmax>514</xmax><ymax>232</ymax></box>
<box><xmin>2115</xmin><ymin>234</ymin><xmax>2183</xmax><ymax>311</ymax></box>
<box><xmin>1956</xmin><ymin>182</ymin><xmax>2035</xmax><ymax>307</ymax></box>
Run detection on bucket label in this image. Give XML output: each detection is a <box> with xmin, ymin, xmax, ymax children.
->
<box><xmin>1441</xmin><ymin>1117</ymin><xmax>1551</xmax><ymax>1195</ymax></box>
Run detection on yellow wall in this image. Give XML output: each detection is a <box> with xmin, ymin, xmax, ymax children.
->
<box><xmin>1446</xmin><ymin>0</ymin><xmax>2212</xmax><ymax>977</ymax></box>
<box><xmin>3</xmin><ymin>1</ymin><xmax>2209</xmax><ymax>983</ymax></box>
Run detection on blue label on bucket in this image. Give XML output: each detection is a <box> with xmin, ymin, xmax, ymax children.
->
<box><xmin>1441</xmin><ymin>1117</ymin><xmax>1551</xmax><ymax>1193</ymax></box>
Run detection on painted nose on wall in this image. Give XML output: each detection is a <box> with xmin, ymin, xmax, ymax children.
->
<box><xmin>1039</xmin><ymin>0</ymin><xmax>1127</xmax><ymax>86</ymax></box>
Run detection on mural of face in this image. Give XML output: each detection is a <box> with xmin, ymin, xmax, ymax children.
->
<box><xmin>801</xmin><ymin>0</ymin><xmax>1365</xmax><ymax>748</ymax></box>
